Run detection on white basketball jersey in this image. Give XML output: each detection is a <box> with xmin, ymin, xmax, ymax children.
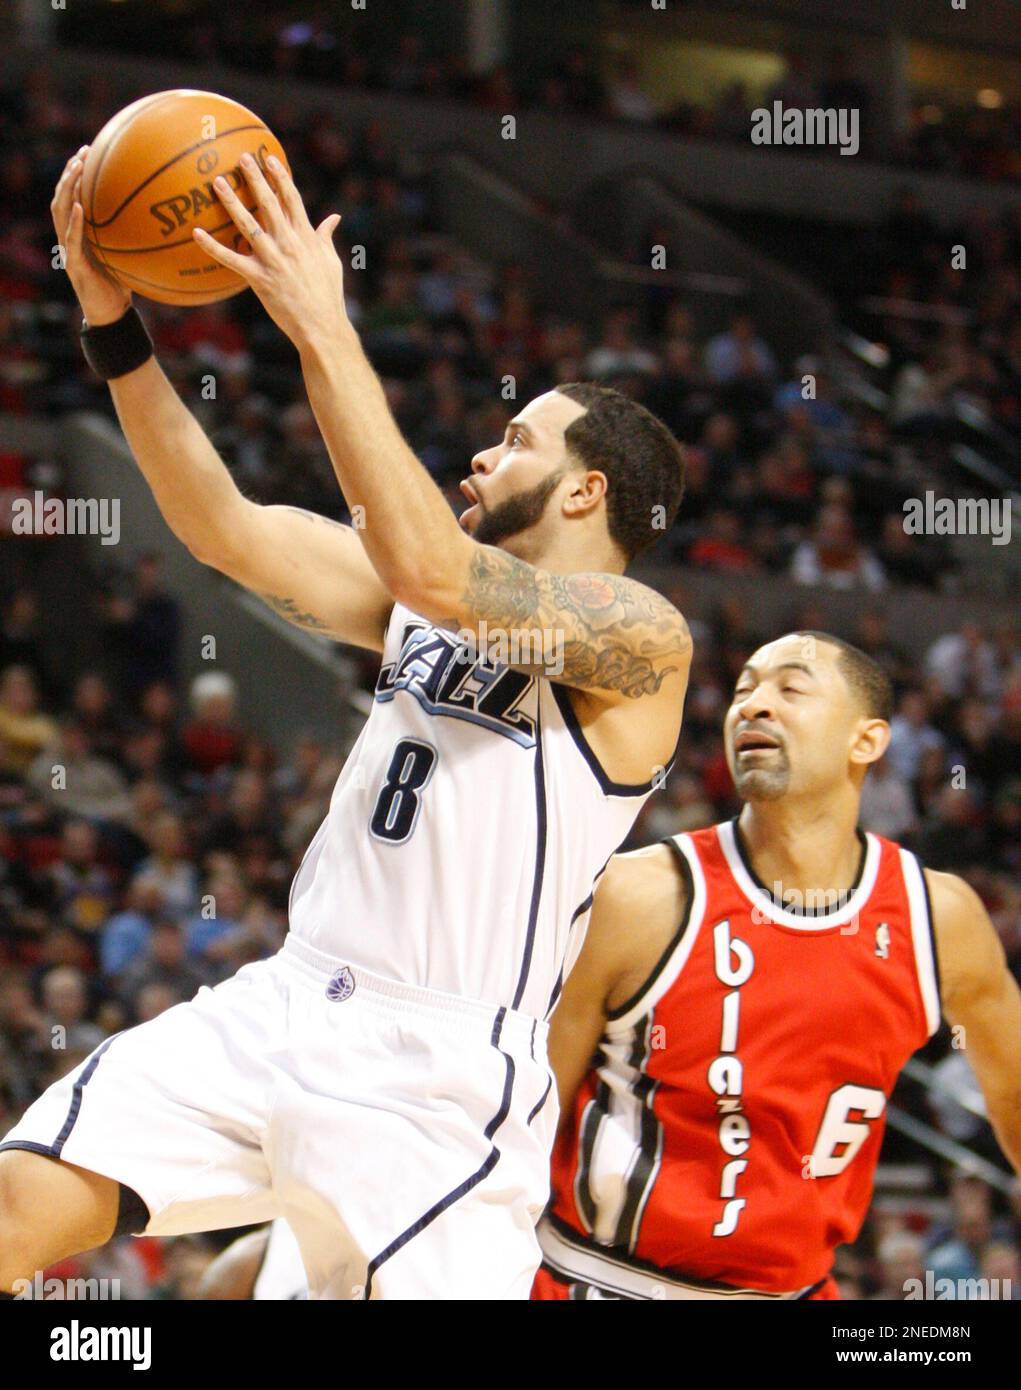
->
<box><xmin>288</xmin><ymin>604</ymin><xmax>661</xmax><ymax>1018</ymax></box>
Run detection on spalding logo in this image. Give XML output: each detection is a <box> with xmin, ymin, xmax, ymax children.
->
<box><xmin>196</xmin><ymin>147</ymin><xmax>220</xmax><ymax>176</ymax></box>
<box><xmin>149</xmin><ymin>143</ymin><xmax>271</xmax><ymax>237</ymax></box>
<box><xmin>326</xmin><ymin>966</ymin><xmax>356</xmax><ymax>1002</ymax></box>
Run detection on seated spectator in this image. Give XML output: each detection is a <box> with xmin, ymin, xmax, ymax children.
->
<box><xmin>27</xmin><ymin>718</ymin><xmax>133</xmax><ymax>824</ymax></box>
<box><xmin>583</xmin><ymin>307</ymin><xmax>658</xmax><ymax>381</ymax></box>
<box><xmin>70</xmin><ymin>672</ymin><xmax>124</xmax><ymax>763</ymax></box>
<box><xmin>131</xmin><ymin>811</ymin><xmax>200</xmax><ymax>919</ymax></box>
<box><xmin>873</xmin><ymin>1230</ymin><xmax>927</xmax><ymax>1301</ymax></box>
<box><xmin>888</xmin><ymin>690</ymin><xmax>945</xmax><ymax>782</ymax></box>
<box><xmin>40</xmin><ymin>964</ymin><xmax>105</xmax><ymax>1056</ymax></box>
<box><xmin>0</xmin><ymin>665</ymin><xmax>57</xmax><ymax>778</ymax></box>
<box><xmin>182</xmin><ymin>673</ymin><xmax>244</xmax><ymax>777</ymax></box>
<box><xmin>911</xmin><ymin>786</ymin><xmax>987</xmax><ymax>871</ymax></box>
<box><xmin>859</xmin><ymin>754</ymin><xmax>918</xmax><ymax>840</ymax></box>
<box><xmin>704</xmin><ymin>313</ymin><xmax>777</xmax><ymax>388</ymax></box>
<box><xmin>100</xmin><ymin>874</ymin><xmax>167</xmax><ymax>978</ymax></box>
<box><xmin>184</xmin><ymin>872</ymin><xmax>250</xmax><ymax>975</ymax></box>
<box><xmin>116</xmin><ymin>918</ymin><xmax>208</xmax><ymax>1006</ymax></box>
<box><xmin>687</xmin><ymin>508</ymin><xmax>758</xmax><ymax>574</ymax></box>
<box><xmin>927</xmin><ymin>1183</ymin><xmax>994</xmax><ymax>1289</ymax></box>
<box><xmin>789</xmin><ymin>504</ymin><xmax>887</xmax><ymax>591</ymax></box>
<box><xmin>45</xmin><ymin>819</ymin><xmax>117</xmax><ymax>938</ymax></box>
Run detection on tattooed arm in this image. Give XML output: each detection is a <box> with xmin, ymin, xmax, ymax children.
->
<box><xmin>452</xmin><ymin>547</ymin><xmax>690</xmax><ymax>700</ymax></box>
<box><xmin>219</xmin><ymin>504</ymin><xmax>393</xmax><ymax>651</ymax></box>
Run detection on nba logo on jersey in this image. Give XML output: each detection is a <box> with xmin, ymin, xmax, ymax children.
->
<box><xmin>326</xmin><ymin>967</ymin><xmax>356</xmax><ymax>1002</ymax></box>
<box><xmin>874</xmin><ymin>923</ymin><xmax>891</xmax><ymax>960</ymax></box>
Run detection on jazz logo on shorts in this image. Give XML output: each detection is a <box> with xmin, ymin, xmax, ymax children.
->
<box><xmin>326</xmin><ymin>967</ymin><xmax>356</xmax><ymax>1003</ymax></box>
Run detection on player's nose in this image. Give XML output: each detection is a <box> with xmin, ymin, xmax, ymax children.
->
<box><xmin>470</xmin><ymin>447</ymin><xmax>496</xmax><ymax>476</ymax></box>
<box><xmin>736</xmin><ymin>689</ymin><xmax>774</xmax><ymax>721</ymax></box>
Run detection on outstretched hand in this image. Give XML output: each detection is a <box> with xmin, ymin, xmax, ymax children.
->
<box><xmin>51</xmin><ymin>146</ymin><xmax>132</xmax><ymax>327</ymax></box>
<box><xmin>195</xmin><ymin>154</ymin><xmax>347</xmax><ymax>351</ymax></box>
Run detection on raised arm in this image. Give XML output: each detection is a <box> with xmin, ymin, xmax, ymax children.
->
<box><xmin>195</xmin><ymin>156</ymin><xmax>691</xmax><ymax>701</ymax></box>
<box><xmin>106</xmin><ymin>359</ymin><xmax>391</xmax><ymax>650</ymax></box>
<box><xmin>52</xmin><ymin>150</ymin><xmax>392</xmax><ymax>653</ymax></box>
<box><xmin>929</xmin><ymin>869</ymin><xmax>1021</xmax><ymax>1173</ymax></box>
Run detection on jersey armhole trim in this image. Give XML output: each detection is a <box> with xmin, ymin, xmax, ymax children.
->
<box><xmin>605</xmin><ymin>835</ymin><xmax>705</xmax><ymax>1031</ymax></box>
<box><xmin>899</xmin><ymin>847</ymin><xmax>942</xmax><ymax>1038</ymax></box>
<box><xmin>921</xmin><ymin>859</ymin><xmax>942</xmax><ymax>1017</ymax></box>
<box><xmin>550</xmin><ymin>683</ymin><xmax>676</xmax><ymax>797</ymax></box>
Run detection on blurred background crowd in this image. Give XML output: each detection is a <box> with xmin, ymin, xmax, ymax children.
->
<box><xmin>1</xmin><ymin>0</ymin><xmax>1020</xmax><ymax>1299</ymax></box>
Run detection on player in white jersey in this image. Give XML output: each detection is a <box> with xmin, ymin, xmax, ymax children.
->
<box><xmin>0</xmin><ymin>153</ymin><xmax>690</xmax><ymax>1299</ymax></box>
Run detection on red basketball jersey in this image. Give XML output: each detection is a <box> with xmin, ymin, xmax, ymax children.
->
<box><xmin>544</xmin><ymin>820</ymin><xmax>941</xmax><ymax>1295</ymax></box>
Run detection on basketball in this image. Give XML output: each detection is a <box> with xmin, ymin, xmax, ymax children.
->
<box><xmin>80</xmin><ymin>90</ymin><xmax>290</xmax><ymax>306</ymax></box>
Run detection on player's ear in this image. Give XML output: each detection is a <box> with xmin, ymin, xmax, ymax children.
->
<box><xmin>849</xmin><ymin>718</ymin><xmax>891</xmax><ymax>770</ymax></box>
<box><xmin>561</xmin><ymin>469</ymin><xmax>607</xmax><ymax>519</ymax></box>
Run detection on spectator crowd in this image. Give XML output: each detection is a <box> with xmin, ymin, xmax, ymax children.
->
<box><xmin>0</xmin><ymin>50</ymin><xmax>1019</xmax><ymax>1300</ymax></box>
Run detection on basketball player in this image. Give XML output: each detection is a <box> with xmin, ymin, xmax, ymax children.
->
<box><xmin>533</xmin><ymin>632</ymin><xmax>1021</xmax><ymax>1300</ymax></box>
<box><xmin>198</xmin><ymin>1220</ymin><xmax>308</xmax><ymax>1301</ymax></box>
<box><xmin>0</xmin><ymin>152</ymin><xmax>689</xmax><ymax>1300</ymax></box>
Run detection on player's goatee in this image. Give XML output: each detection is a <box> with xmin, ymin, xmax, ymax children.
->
<box><xmin>734</xmin><ymin>757</ymin><xmax>791</xmax><ymax>800</ymax></box>
<box><xmin>473</xmin><ymin>470</ymin><xmax>566</xmax><ymax>546</ymax></box>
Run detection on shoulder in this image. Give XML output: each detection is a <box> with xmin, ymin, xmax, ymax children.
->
<box><xmin>589</xmin><ymin>843</ymin><xmax>692</xmax><ymax>1011</ymax></box>
<box><xmin>593</xmin><ymin>841</ymin><xmax>689</xmax><ymax>928</ymax></box>
<box><xmin>925</xmin><ymin>868</ymin><xmax>1003</xmax><ymax>1004</ymax></box>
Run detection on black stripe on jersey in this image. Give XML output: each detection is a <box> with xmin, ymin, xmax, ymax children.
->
<box><xmin>363</xmin><ymin>1009</ymin><xmax>515</xmax><ymax>1298</ymax></box>
<box><xmin>53</xmin><ymin>1037</ymin><xmax>118</xmax><ymax>1155</ymax></box>
<box><xmin>610</xmin><ymin>1016</ymin><xmax>663</xmax><ymax>1250</ymax></box>
<box><xmin>511</xmin><ymin>705</ymin><xmax>547</xmax><ymax>1010</ymax></box>
<box><xmin>918</xmin><ymin>857</ymin><xmax>943</xmax><ymax>1014</ymax></box>
<box><xmin>0</xmin><ymin>1034</ymin><xmax>120</xmax><ymax>1163</ymax></box>
<box><xmin>551</xmin><ymin>684</ymin><xmax>673</xmax><ymax>796</ymax></box>
<box><xmin>605</xmin><ymin>840</ymin><xmax>694</xmax><ymax>1023</ymax></box>
<box><xmin>544</xmin><ymin>853</ymin><xmax>616</xmax><ymax>1020</ymax></box>
<box><xmin>544</xmin><ymin>964</ymin><xmax>565</xmax><ymax>1022</ymax></box>
<box><xmin>574</xmin><ymin>1089</ymin><xmax>607</xmax><ymax>1234</ymax></box>
<box><xmin>527</xmin><ymin>1074</ymin><xmax>553</xmax><ymax>1126</ymax></box>
<box><xmin>732</xmin><ymin>816</ymin><xmax>869</xmax><ymax>917</ymax></box>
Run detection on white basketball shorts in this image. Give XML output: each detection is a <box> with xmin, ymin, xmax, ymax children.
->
<box><xmin>0</xmin><ymin>935</ymin><xmax>559</xmax><ymax>1299</ymax></box>
<box><xmin>254</xmin><ymin>1218</ymin><xmax>308</xmax><ymax>1300</ymax></box>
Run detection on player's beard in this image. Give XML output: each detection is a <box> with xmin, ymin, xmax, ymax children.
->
<box><xmin>732</xmin><ymin>749</ymin><xmax>792</xmax><ymax>801</ymax></box>
<box><xmin>473</xmin><ymin>469</ymin><xmax>566</xmax><ymax>547</ymax></box>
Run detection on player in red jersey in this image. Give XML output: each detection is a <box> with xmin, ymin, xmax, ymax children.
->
<box><xmin>534</xmin><ymin>631</ymin><xmax>1021</xmax><ymax>1300</ymax></box>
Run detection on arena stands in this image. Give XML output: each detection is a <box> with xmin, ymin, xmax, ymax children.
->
<box><xmin>1</xmin><ymin>31</ymin><xmax>1019</xmax><ymax>1300</ymax></box>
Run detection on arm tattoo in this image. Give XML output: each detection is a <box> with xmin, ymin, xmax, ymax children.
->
<box><xmin>284</xmin><ymin>507</ymin><xmax>346</xmax><ymax>531</ymax></box>
<box><xmin>461</xmin><ymin>548</ymin><xmax>690</xmax><ymax>697</ymax></box>
<box><xmin>259</xmin><ymin>592</ymin><xmax>332</xmax><ymax>632</ymax></box>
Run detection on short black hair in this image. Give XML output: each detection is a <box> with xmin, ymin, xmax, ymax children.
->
<box><xmin>795</xmin><ymin>631</ymin><xmax>893</xmax><ymax>721</ymax></box>
<box><xmin>555</xmin><ymin>382</ymin><xmax>685</xmax><ymax>562</ymax></box>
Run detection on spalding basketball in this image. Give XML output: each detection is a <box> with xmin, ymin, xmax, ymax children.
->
<box><xmin>81</xmin><ymin>90</ymin><xmax>290</xmax><ymax>306</ymax></box>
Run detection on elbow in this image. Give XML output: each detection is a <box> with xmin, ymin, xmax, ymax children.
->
<box><xmin>384</xmin><ymin>554</ymin><xmax>463</xmax><ymax>624</ymax></box>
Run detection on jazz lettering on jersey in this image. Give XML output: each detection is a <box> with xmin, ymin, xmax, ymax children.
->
<box><xmin>376</xmin><ymin>620</ymin><xmax>537</xmax><ymax>746</ymax></box>
<box><xmin>709</xmin><ymin>918</ymin><xmax>754</xmax><ymax>1238</ymax></box>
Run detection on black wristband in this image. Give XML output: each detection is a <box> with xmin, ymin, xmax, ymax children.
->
<box><xmin>80</xmin><ymin>306</ymin><xmax>154</xmax><ymax>381</ymax></box>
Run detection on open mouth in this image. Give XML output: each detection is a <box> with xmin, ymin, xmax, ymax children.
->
<box><xmin>734</xmin><ymin>729</ymin><xmax>782</xmax><ymax>754</ymax></box>
<box><xmin>459</xmin><ymin>479</ymin><xmax>480</xmax><ymax>506</ymax></box>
